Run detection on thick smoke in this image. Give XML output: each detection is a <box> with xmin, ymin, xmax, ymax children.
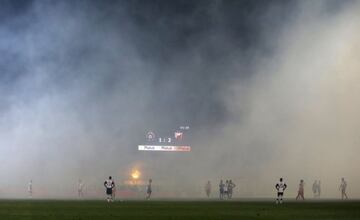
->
<box><xmin>0</xmin><ymin>0</ymin><xmax>359</xmax><ymax>199</ymax></box>
<box><xmin>217</xmin><ymin>0</ymin><xmax>360</xmax><ymax>198</ymax></box>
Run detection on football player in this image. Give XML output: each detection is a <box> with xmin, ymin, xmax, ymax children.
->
<box><xmin>104</xmin><ymin>176</ymin><xmax>115</xmax><ymax>202</ymax></box>
<box><xmin>275</xmin><ymin>178</ymin><xmax>287</xmax><ymax>204</ymax></box>
<box><xmin>205</xmin><ymin>181</ymin><xmax>211</xmax><ymax>198</ymax></box>
<box><xmin>146</xmin><ymin>179</ymin><xmax>152</xmax><ymax>200</ymax></box>
<box><xmin>339</xmin><ymin>178</ymin><xmax>348</xmax><ymax>200</ymax></box>
<box><xmin>296</xmin><ymin>179</ymin><xmax>305</xmax><ymax>200</ymax></box>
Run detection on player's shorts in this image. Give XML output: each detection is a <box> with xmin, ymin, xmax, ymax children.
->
<box><xmin>147</xmin><ymin>189</ymin><xmax>152</xmax><ymax>194</ymax></box>
<box><xmin>106</xmin><ymin>188</ymin><xmax>113</xmax><ymax>195</ymax></box>
<box><xmin>277</xmin><ymin>192</ymin><xmax>284</xmax><ymax>197</ymax></box>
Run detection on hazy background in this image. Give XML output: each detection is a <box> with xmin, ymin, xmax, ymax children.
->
<box><xmin>0</xmin><ymin>0</ymin><xmax>359</xmax><ymax>199</ymax></box>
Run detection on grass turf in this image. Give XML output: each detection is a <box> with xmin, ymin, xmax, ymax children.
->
<box><xmin>0</xmin><ymin>200</ymin><xmax>359</xmax><ymax>220</ymax></box>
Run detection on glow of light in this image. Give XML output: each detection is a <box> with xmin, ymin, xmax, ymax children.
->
<box><xmin>131</xmin><ymin>170</ymin><xmax>140</xmax><ymax>180</ymax></box>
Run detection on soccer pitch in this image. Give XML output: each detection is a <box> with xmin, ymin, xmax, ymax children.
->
<box><xmin>0</xmin><ymin>200</ymin><xmax>359</xmax><ymax>220</ymax></box>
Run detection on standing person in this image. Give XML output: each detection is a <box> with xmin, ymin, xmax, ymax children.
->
<box><xmin>78</xmin><ymin>179</ymin><xmax>84</xmax><ymax>198</ymax></box>
<box><xmin>223</xmin><ymin>180</ymin><xmax>229</xmax><ymax>199</ymax></box>
<box><xmin>275</xmin><ymin>178</ymin><xmax>287</xmax><ymax>204</ymax></box>
<box><xmin>219</xmin><ymin>180</ymin><xmax>224</xmax><ymax>200</ymax></box>
<box><xmin>28</xmin><ymin>180</ymin><xmax>33</xmax><ymax>198</ymax></box>
<box><xmin>228</xmin><ymin>180</ymin><xmax>236</xmax><ymax>199</ymax></box>
<box><xmin>339</xmin><ymin>178</ymin><xmax>348</xmax><ymax>200</ymax></box>
<box><xmin>312</xmin><ymin>180</ymin><xmax>318</xmax><ymax>198</ymax></box>
<box><xmin>112</xmin><ymin>184</ymin><xmax>116</xmax><ymax>201</ymax></box>
<box><xmin>205</xmin><ymin>181</ymin><xmax>211</xmax><ymax>198</ymax></box>
<box><xmin>317</xmin><ymin>181</ymin><xmax>321</xmax><ymax>198</ymax></box>
<box><xmin>104</xmin><ymin>176</ymin><xmax>115</xmax><ymax>202</ymax></box>
<box><xmin>296</xmin><ymin>179</ymin><xmax>305</xmax><ymax>200</ymax></box>
<box><xmin>146</xmin><ymin>179</ymin><xmax>152</xmax><ymax>200</ymax></box>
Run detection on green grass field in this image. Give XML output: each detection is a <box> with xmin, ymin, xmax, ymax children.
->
<box><xmin>0</xmin><ymin>200</ymin><xmax>359</xmax><ymax>220</ymax></box>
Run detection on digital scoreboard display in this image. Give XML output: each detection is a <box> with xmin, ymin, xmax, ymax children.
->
<box><xmin>138</xmin><ymin>126</ymin><xmax>191</xmax><ymax>152</ymax></box>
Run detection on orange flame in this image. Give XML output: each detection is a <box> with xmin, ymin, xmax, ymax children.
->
<box><xmin>131</xmin><ymin>169</ymin><xmax>141</xmax><ymax>180</ymax></box>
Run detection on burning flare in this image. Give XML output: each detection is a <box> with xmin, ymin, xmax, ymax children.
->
<box><xmin>131</xmin><ymin>170</ymin><xmax>141</xmax><ymax>180</ymax></box>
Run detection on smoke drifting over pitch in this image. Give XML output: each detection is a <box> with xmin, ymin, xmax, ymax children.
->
<box><xmin>0</xmin><ymin>0</ymin><xmax>359</xmax><ymax>199</ymax></box>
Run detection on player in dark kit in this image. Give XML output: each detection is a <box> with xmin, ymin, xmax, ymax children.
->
<box><xmin>339</xmin><ymin>178</ymin><xmax>348</xmax><ymax>200</ymax></box>
<box><xmin>219</xmin><ymin>180</ymin><xmax>224</xmax><ymax>200</ymax></box>
<box><xmin>228</xmin><ymin>180</ymin><xmax>236</xmax><ymax>199</ymax></box>
<box><xmin>104</xmin><ymin>176</ymin><xmax>115</xmax><ymax>202</ymax></box>
<box><xmin>312</xmin><ymin>180</ymin><xmax>318</xmax><ymax>198</ymax></box>
<box><xmin>275</xmin><ymin>178</ymin><xmax>287</xmax><ymax>204</ymax></box>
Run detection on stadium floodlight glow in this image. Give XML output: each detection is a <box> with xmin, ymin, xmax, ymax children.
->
<box><xmin>138</xmin><ymin>145</ymin><xmax>191</xmax><ymax>152</ymax></box>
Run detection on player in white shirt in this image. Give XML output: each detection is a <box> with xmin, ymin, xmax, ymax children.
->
<box><xmin>78</xmin><ymin>179</ymin><xmax>84</xmax><ymax>198</ymax></box>
<box><xmin>28</xmin><ymin>180</ymin><xmax>33</xmax><ymax>198</ymax></box>
<box><xmin>104</xmin><ymin>176</ymin><xmax>115</xmax><ymax>202</ymax></box>
<box><xmin>339</xmin><ymin>178</ymin><xmax>348</xmax><ymax>200</ymax></box>
<box><xmin>275</xmin><ymin>178</ymin><xmax>287</xmax><ymax>204</ymax></box>
<box><xmin>223</xmin><ymin>180</ymin><xmax>229</xmax><ymax>199</ymax></box>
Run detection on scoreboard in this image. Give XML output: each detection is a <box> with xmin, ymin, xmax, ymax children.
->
<box><xmin>138</xmin><ymin>126</ymin><xmax>191</xmax><ymax>152</ymax></box>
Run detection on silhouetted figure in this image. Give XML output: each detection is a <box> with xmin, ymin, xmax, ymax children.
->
<box><xmin>28</xmin><ymin>180</ymin><xmax>33</xmax><ymax>198</ymax></box>
<box><xmin>228</xmin><ymin>180</ymin><xmax>236</xmax><ymax>199</ymax></box>
<box><xmin>224</xmin><ymin>180</ymin><xmax>229</xmax><ymax>199</ymax></box>
<box><xmin>219</xmin><ymin>180</ymin><xmax>224</xmax><ymax>200</ymax></box>
<box><xmin>339</xmin><ymin>178</ymin><xmax>348</xmax><ymax>200</ymax></box>
<box><xmin>146</xmin><ymin>179</ymin><xmax>152</xmax><ymax>200</ymax></box>
<box><xmin>205</xmin><ymin>181</ymin><xmax>211</xmax><ymax>198</ymax></box>
<box><xmin>312</xmin><ymin>180</ymin><xmax>318</xmax><ymax>198</ymax></box>
<box><xmin>78</xmin><ymin>179</ymin><xmax>84</xmax><ymax>198</ymax></box>
<box><xmin>112</xmin><ymin>184</ymin><xmax>116</xmax><ymax>201</ymax></box>
<box><xmin>275</xmin><ymin>178</ymin><xmax>287</xmax><ymax>204</ymax></box>
<box><xmin>317</xmin><ymin>181</ymin><xmax>321</xmax><ymax>198</ymax></box>
<box><xmin>296</xmin><ymin>179</ymin><xmax>305</xmax><ymax>200</ymax></box>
